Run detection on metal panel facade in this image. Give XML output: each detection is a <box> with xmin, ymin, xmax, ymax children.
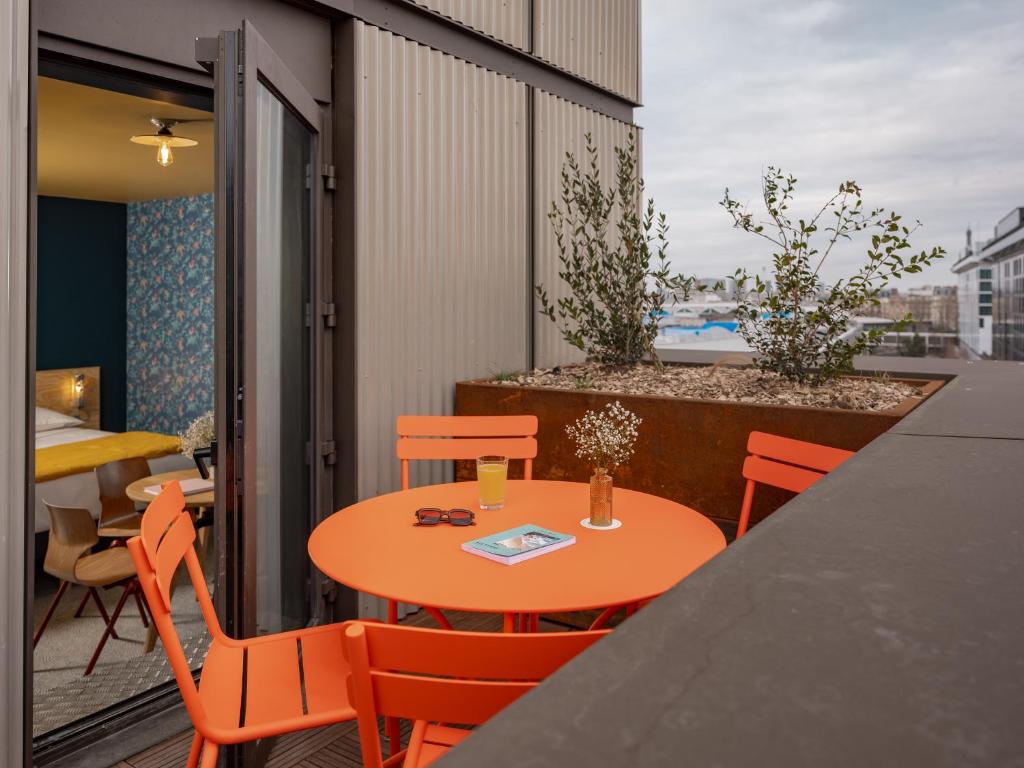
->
<box><xmin>533</xmin><ymin>88</ymin><xmax>636</xmax><ymax>368</ymax></box>
<box><xmin>412</xmin><ymin>0</ymin><xmax>529</xmax><ymax>51</ymax></box>
<box><xmin>353</xmin><ymin>22</ymin><xmax>530</xmax><ymax>500</ymax></box>
<box><xmin>533</xmin><ymin>0</ymin><xmax>640</xmax><ymax>102</ymax></box>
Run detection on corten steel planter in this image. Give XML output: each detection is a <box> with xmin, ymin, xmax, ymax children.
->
<box><xmin>455</xmin><ymin>368</ymin><xmax>944</xmax><ymax>533</ymax></box>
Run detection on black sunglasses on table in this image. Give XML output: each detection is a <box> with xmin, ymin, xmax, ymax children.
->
<box><xmin>414</xmin><ymin>507</ymin><xmax>476</xmax><ymax>526</ymax></box>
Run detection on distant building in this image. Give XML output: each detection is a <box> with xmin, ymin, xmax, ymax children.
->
<box><xmin>985</xmin><ymin>209</ymin><xmax>1024</xmax><ymax>361</ymax></box>
<box><xmin>953</xmin><ymin>210</ymin><xmax>1024</xmax><ymax>360</ymax></box>
<box><xmin>952</xmin><ymin>226</ymin><xmax>993</xmax><ymax>358</ymax></box>
<box><xmin>866</xmin><ymin>285</ymin><xmax>958</xmax><ymax>332</ymax></box>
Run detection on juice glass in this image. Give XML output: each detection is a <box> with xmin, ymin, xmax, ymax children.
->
<box><xmin>476</xmin><ymin>455</ymin><xmax>508</xmax><ymax>510</ymax></box>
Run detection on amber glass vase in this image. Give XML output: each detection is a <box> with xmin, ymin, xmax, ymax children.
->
<box><xmin>589</xmin><ymin>468</ymin><xmax>613</xmax><ymax>527</ymax></box>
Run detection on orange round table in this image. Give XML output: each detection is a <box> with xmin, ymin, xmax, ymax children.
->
<box><xmin>308</xmin><ymin>480</ymin><xmax>726</xmax><ymax>623</ymax></box>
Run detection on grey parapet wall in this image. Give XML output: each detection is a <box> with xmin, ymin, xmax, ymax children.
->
<box><xmin>437</xmin><ymin>354</ymin><xmax>1024</xmax><ymax>768</ymax></box>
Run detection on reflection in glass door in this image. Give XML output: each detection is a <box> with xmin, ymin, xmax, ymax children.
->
<box><xmin>253</xmin><ymin>82</ymin><xmax>313</xmax><ymax>634</ymax></box>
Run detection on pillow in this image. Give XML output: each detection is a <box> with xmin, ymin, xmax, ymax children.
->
<box><xmin>35</xmin><ymin>406</ymin><xmax>84</xmax><ymax>432</ymax></box>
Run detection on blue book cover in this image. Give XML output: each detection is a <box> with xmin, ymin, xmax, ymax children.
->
<box><xmin>462</xmin><ymin>524</ymin><xmax>575</xmax><ymax>565</ymax></box>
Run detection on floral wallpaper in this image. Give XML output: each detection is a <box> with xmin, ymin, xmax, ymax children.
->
<box><xmin>126</xmin><ymin>194</ymin><xmax>214</xmax><ymax>436</ymax></box>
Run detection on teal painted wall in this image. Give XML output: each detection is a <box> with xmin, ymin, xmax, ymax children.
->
<box><xmin>36</xmin><ymin>196</ymin><xmax>127</xmax><ymax>432</ymax></box>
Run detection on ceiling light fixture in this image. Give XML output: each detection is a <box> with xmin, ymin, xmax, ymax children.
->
<box><xmin>130</xmin><ymin>118</ymin><xmax>198</xmax><ymax>168</ymax></box>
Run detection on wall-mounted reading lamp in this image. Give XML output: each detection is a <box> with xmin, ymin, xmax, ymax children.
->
<box><xmin>73</xmin><ymin>373</ymin><xmax>85</xmax><ymax>410</ymax></box>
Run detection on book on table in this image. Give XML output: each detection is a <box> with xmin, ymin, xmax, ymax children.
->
<box><xmin>462</xmin><ymin>524</ymin><xmax>575</xmax><ymax>565</ymax></box>
<box><xmin>144</xmin><ymin>478</ymin><xmax>214</xmax><ymax>496</ymax></box>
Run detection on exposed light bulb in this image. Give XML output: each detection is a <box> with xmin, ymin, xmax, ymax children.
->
<box><xmin>157</xmin><ymin>140</ymin><xmax>174</xmax><ymax>167</ymax></box>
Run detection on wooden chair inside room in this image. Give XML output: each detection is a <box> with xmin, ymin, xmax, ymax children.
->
<box><xmin>96</xmin><ymin>456</ymin><xmax>151</xmax><ymax>539</ymax></box>
<box><xmin>126</xmin><ymin>482</ymin><xmax>357</xmax><ymax>768</ymax></box>
<box><xmin>34</xmin><ymin>502</ymin><xmax>150</xmax><ymax>675</ymax></box>
<box><xmin>344</xmin><ymin>621</ymin><xmax>609</xmax><ymax>768</ymax></box>
<box><xmin>736</xmin><ymin>431</ymin><xmax>855</xmax><ymax>539</ymax></box>
<box><xmin>393</xmin><ymin>415</ymin><xmax>539</xmax><ymax>629</ymax></box>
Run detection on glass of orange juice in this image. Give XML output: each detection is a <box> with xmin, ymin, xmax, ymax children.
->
<box><xmin>476</xmin><ymin>455</ymin><xmax>508</xmax><ymax>510</ymax></box>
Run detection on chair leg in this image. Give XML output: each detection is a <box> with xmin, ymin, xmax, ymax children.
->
<box><xmin>33</xmin><ymin>580</ymin><xmax>69</xmax><ymax>648</ymax></box>
<box><xmin>198</xmin><ymin>741</ymin><xmax>219</xmax><ymax>768</ymax></box>
<box><xmin>84</xmin><ymin>582</ymin><xmax>131</xmax><ymax>675</ymax></box>
<box><xmin>73</xmin><ymin>587</ymin><xmax>91</xmax><ymax>618</ymax></box>
<box><xmin>387</xmin><ymin>599</ymin><xmax>398</xmax><ymax>624</ymax></box>
<box><xmin>424</xmin><ymin>606</ymin><xmax>453</xmax><ymax>630</ymax></box>
<box><xmin>387</xmin><ymin>716</ymin><xmax>402</xmax><ymax>758</ymax></box>
<box><xmin>133</xmin><ymin>586</ymin><xmax>149</xmax><ymax>627</ymax></box>
<box><xmin>589</xmin><ymin>605</ymin><xmax>623</xmax><ymax>631</ymax></box>
<box><xmin>186</xmin><ymin>732</ymin><xmax>203</xmax><ymax>768</ymax></box>
<box><xmin>503</xmin><ymin>613</ymin><xmax>515</xmax><ymax>633</ymax></box>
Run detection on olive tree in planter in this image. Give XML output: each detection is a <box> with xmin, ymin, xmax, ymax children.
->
<box><xmin>722</xmin><ymin>167</ymin><xmax>945</xmax><ymax>384</ymax></box>
<box><xmin>457</xmin><ymin>156</ymin><xmax>947</xmax><ymax>532</ymax></box>
<box><xmin>535</xmin><ymin>131</ymin><xmax>701</xmax><ymax>367</ymax></box>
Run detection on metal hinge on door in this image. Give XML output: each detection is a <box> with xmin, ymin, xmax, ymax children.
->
<box><xmin>321</xmin><ymin>579</ymin><xmax>338</xmax><ymax>605</ymax></box>
<box><xmin>320</xmin><ymin>440</ymin><xmax>337</xmax><ymax>466</ymax></box>
<box><xmin>321</xmin><ymin>164</ymin><xmax>337</xmax><ymax>191</ymax></box>
<box><xmin>321</xmin><ymin>302</ymin><xmax>337</xmax><ymax>328</ymax></box>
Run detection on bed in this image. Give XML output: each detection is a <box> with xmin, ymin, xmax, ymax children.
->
<box><xmin>33</xmin><ymin>367</ymin><xmax>192</xmax><ymax>534</ymax></box>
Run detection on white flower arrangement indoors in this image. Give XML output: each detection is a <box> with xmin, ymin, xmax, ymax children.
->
<box><xmin>179</xmin><ymin>410</ymin><xmax>214</xmax><ymax>458</ymax></box>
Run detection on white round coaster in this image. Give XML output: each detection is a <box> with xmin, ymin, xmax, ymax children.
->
<box><xmin>579</xmin><ymin>518</ymin><xmax>622</xmax><ymax>531</ymax></box>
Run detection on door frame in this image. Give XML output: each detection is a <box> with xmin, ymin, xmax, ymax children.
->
<box><xmin>28</xmin><ymin>43</ymin><xmax>213</xmax><ymax>768</ymax></box>
<box><xmin>206</xmin><ymin>19</ymin><xmax>335</xmax><ymax>641</ymax></box>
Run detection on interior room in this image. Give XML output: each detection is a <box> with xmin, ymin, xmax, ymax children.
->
<box><xmin>32</xmin><ymin>73</ymin><xmax>214</xmax><ymax>740</ymax></box>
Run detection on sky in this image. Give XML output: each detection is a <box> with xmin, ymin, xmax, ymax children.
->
<box><xmin>637</xmin><ymin>0</ymin><xmax>1024</xmax><ymax>287</ymax></box>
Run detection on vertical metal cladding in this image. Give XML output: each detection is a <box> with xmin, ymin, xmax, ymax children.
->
<box><xmin>411</xmin><ymin>0</ymin><xmax>529</xmax><ymax>51</ymax></box>
<box><xmin>533</xmin><ymin>0</ymin><xmax>640</xmax><ymax>102</ymax></box>
<box><xmin>533</xmin><ymin>88</ymin><xmax>637</xmax><ymax>369</ymax></box>
<box><xmin>354</xmin><ymin>22</ymin><xmax>529</xmax><ymax>500</ymax></box>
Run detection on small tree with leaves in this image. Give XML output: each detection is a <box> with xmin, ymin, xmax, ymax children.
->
<box><xmin>536</xmin><ymin>132</ymin><xmax>698</xmax><ymax>367</ymax></box>
<box><xmin>721</xmin><ymin>168</ymin><xmax>944</xmax><ymax>384</ymax></box>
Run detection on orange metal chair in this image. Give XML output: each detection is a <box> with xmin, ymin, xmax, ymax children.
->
<box><xmin>126</xmin><ymin>482</ymin><xmax>356</xmax><ymax>768</ymax></box>
<box><xmin>392</xmin><ymin>415</ymin><xmax>539</xmax><ymax>629</ymax></box>
<box><xmin>735</xmin><ymin>431</ymin><xmax>855</xmax><ymax>539</ymax></box>
<box><xmin>343</xmin><ymin>621</ymin><xmax>608</xmax><ymax>768</ymax></box>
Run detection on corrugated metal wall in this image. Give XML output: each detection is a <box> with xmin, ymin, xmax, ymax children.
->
<box><xmin>532</xmin><ymin>88</ymin><xmax>636</xmax><ymax>369</ymax></box>
<box><xmin>412</xmin><ymin>0</ymin><xmax>529</xmax><ymax>51</ymax></box>
<box><xmin>533</xmin><ymin>0</ymin><xmax>640</xmax><ymax>102</ymax></box>
<box><xmin>353</xmin><ymin>22</ymin><xmax>530</xmax><ymax>501</ymax></box>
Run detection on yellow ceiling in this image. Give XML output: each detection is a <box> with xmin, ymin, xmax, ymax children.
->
<box><xmin>37</xmin><ymin>77</ymin><xmax>214</xmax><ymax>203</ymax></box>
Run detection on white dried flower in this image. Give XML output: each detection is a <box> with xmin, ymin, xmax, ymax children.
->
<box><xmin>565</xmin><ymin>401</ymin><xmax>642</xmax><ymax>473</ymax></box>
<box><xmin>179</xmin><ymin>411</ymin><xmax>214</xmax><ymax>458</ymax></box>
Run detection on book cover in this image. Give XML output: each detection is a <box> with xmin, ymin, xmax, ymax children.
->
<box><xmin>462</xmin><ymin>524</ymin><xmax>575</xmax><ymax>565</ymax></box>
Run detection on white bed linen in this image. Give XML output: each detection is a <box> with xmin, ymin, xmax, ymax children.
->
<box><xmin>34</xmin><ymin>427</ymin><xmax>191</xmax><ymax>534</ymax></box>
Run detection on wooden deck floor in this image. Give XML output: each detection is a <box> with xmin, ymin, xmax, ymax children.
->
<box><xmin>115</xmin><ymin>610</ymin><xmax>584</xmax><ymax>768</ymax></box>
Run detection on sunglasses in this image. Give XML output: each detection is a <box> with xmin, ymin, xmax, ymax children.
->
<box><xmin>414</xmin><ymin>507</ymin><xmax>476</xmax><ymax>526</ymax></box>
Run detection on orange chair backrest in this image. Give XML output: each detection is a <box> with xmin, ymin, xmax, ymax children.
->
<box><xmin>736</xmin><ymin>431</ymin><xmax>855</xmax><ymax>539</ymax></box>
<box><xmin>126</xmin><ymin>481</ymin><xmax>223</xmax><ymax>726</ymax></box>
<box><xmin>343</xmin><ymin>622</ymin><xmax>608</xmax><ymax>768</ymax></box>
<box><xmin>395</xmin><ymin>415</ymin><xmax>538</xmax><ymax>489</ymax></box>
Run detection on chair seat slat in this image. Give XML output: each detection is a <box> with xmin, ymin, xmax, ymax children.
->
<box><xmin>396</xmin><ymin>436</ymin><xmax>537</xmax><ymax>461</ymax></box>
<box><xmin>742</xmin><ymin>455</ymin><xmax>824</xmax><ymax>495</ymax></box>
<box><xmin>397</xmin><ymin>415</ymin><xmax>537</xmax><ymax>438</ymax></box>
<box><xmin>747</xmin><ymin>431</ymin><xmax>854</xmax><ymax>473</ymax></box>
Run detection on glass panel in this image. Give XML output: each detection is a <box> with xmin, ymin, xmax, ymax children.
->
<box><xmin>254</xmin><ymin>82</ymin><xmax>313</xmax><ymax>634</ymax></box>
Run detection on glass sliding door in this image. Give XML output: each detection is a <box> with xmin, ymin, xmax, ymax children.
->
<box><xmin>253</xmin><ymin>82</ymin><xmax>313</xmax><ymax>633</ymax></box>
<box><xmin>203</xmin><ymin>20</ymin><xmax>332</xmax><ymax>647</ymax></box>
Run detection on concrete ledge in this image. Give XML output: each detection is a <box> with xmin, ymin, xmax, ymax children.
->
<box><xmin>438</xmin><ymin>355</ymin><xmax>1024</xmax><ymax>767</ymax></box>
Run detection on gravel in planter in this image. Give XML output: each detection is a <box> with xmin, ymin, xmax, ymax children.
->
<box><xmin>496</xmin><ymin>363</ymin><xmax>916</xmax><ymax>412</ymax></box>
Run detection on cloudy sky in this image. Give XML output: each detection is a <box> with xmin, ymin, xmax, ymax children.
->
<box><xmin>637</xmin><ymin>0</ymin><xmax>1024</xmax><ymax>287</ymax></box>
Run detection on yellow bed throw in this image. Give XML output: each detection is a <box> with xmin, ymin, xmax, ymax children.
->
<box><xmin>36</xmin><ymin>432</ymin><xmax>182</xmax><ymax>483</ymax></box>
